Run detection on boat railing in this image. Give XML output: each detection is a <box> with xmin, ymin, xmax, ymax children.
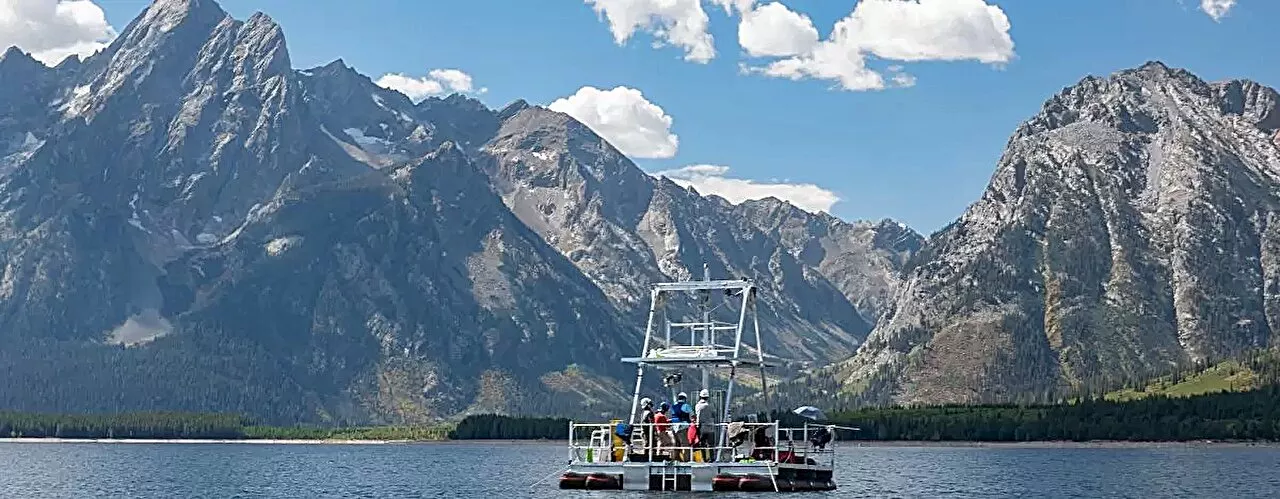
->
<box><xmin>775</xmin><ymin>423</ymin><xmax>837</xmax><ymax>468</ymax></box>
<box><xmin>568</xmin><ymin>421</ymin><xmax>785</xmax><ymax>465</ymax></box>
<box><xmin>568</xmin><ymin>420</ymin><xmax>843</xmax><ymax>467</ymax></box>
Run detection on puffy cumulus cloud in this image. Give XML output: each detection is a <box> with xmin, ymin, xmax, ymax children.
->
<box><xmin>737</xmin><ymin>2</ymin><xmax>819</xmax><ymax>57</ymax></box>
<box><xmin>0</xmin><ymin>0</ymin><xmax>116</xmax><ymax>66</ymax></box>
<box><xmin>654</xmin><ymin>164</ymin><xmax>840</xmax><ymax>213</ymax></box>
<box><xmin>584</xmin><ymin>0</ymin><xmax>715</xmax><ymax>63</ymax></box>
<box><xmin>746</xmin><ymin>0</ymin><xmax>1014</xmax><ymax>91</ymax></box>
<box><xmin>843</xmin><ymin>0</ymin><xmax>1014</xmax><ymax>64</ymax></box>
<box><xmin>751</xmin><ymin>18</ymin><xmax>885</xmax><ymax>91</ymax></box>
<box><xmin>1200</xmin><ymin>0</ymin><xmax>1236</xmax><ymax>20</ymax></box>
<box><xmin>549</xmin><ymin>86</ymin><xmax>679</xmax><ymax>159</ymax></box>
<box><xmin>375</xmin><ymin>69</ymin><xmax>486</xmax><ymax>103</ymax></box>
<box><xmin>426</xmin><ymin>69</ymin><xmax>475</xmax><ymax>93</ymax></box>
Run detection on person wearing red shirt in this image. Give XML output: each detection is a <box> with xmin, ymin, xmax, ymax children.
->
<box><xmin>654</xmin><ymin>402</ymin><xmax>674</xmax><ymax>459</ymax></box>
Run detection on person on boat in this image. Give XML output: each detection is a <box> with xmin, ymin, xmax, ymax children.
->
<box><xmin>653</xmin><ymin>402</ymin><xmax>674</xmax><ymax>458</ymax></box>
<box><xmin>670</xmin><ymin>392</ymin><xmax>692</xmax><ymax>460</ymax></box>
<box><xmin>750</xmin><ymin>424</ymin><xmax>776</xmax><ymax>460</ymax></box>
<box><xmin>810</xmin><ymin>425</ymin><xmax>833</xmax><ymax>451</ymax></box>
<box><xmin>638</xmin><ymin>397</ymin><xmax>656</xmax><ymax>455</ymax></box>
<box><xmin>694</xmin><ymin>389</ymin><xmax>715</xmax><ymax>461</ymax></box>
<box><xmin>671</xmin><ymin>392</ymin><xmax>692</xmax><ymax>423</ymax></box>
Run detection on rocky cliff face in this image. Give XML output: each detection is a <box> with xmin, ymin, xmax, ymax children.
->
<box><xmin>0</xmin><ymin>0</ymin><xmax>907</xmax><ymax>422</ymax></box>
<box><xmin>161</xmin><ymin>144</ymin><xmax>638</xmax><ymax>421</ymax></box>
<box><xmin>0</xmin><ymin>0</ymin><xmax>362</xmax><ymax>346</ymax></box>
<box><xmin>735</xmin><ymin>198</ymin><xmax>923</xmax><ymax>323</ymax></box>
<box><xmin>841</xmin><ymin>62</ymin><xmax>1280</xmax><ymax>406</ymax></box>
<box><xmin>479</xmin><ymin>106</ymin><xmax>878</xmax><ymax>362</ymax></box>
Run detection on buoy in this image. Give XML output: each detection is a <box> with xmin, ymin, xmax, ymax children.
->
<box><xmin>712</xmin><ymin>474</ymin><xmax>740</xmax><ymax>491</ymax></box>
<box><xmin>822</xmin><ymin>479</ymin><xmax>838</xmax><ymax>491</ymax></box>
<box><xmin>558</xmin><ymin>472</ymin><xmax>587</xmax><ymax>489</ymax></box>
<box><xmin>585</xmin><ymin>473</ymin><xmax>621</xmax><ymax>490</ymax></box>
<box><xmin>737</xmin><ymin>474</ymin><xmax>774</xmax><ymax>492</ymax></box>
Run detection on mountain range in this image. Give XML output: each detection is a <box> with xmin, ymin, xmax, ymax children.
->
<box><xmin>4</xmin><ymin>0</ymin><xmax>1277</xmax><ymax>424</ymax></box>
<box><xmin>0</xmin><ymin>0</ymin><xmax>917</xmax><ymax>424</ymax></box>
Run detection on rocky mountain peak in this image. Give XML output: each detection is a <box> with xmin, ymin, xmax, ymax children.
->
<box><xmin>421</xmin><ymin>93</ymin><xmax>488</xmax><ymax>113</ymax></box>
<box><xmin>307</xmin><ymin>58</ymin><xmax>361</xmax><ymax>81</ymax></box>
<box><xmin>491</xmin><ymin>105</ymin><xmax>578</xmax><ymax>149</ymax></box>
<box><xmin>484</xmin><ymin>103</ymin><xmax>654</xmax><ymax>222</ymax></box>
<box><xmin>1215</xmin><ymin>79</ymin><xmax>1280</xmax><ymax>132</ymax></box>
<box><xmin>53</xmin><ymin>54</ymin><xmax>83</xmax><ymax>73</ymax></box>
<box><xmin>1017</xmin><ymin>60</ymin><xmax>1276</xmax><ymax>143</ymax></box>
<box><xmin>139</xmin><ymin>0</ymin><xmax>228</xmax><ymax>31</ymax></box>
<box><xmin>841</xmin><ymin>62</ymin><xmax>1280</xmax><ymax>407</ymax></box>
<box><xmin>732</xmin><ymin>198</ymin><xmax>922</xmax><ymax>322</ymax></box>
<box><xmin>302</xmin><ymin>57</ymin><xmax>415</xmax><ymax>116</ymax></box>
<box><xmin>868</xmin><ymin>218</ymin><xmax>924</xmax><ymax>253</ymax></box>
<box><xmin>116</xmin><ymin>0</ymin><xmax>228</xmax><ymax>53</ymax></box>
<box><xmin>739</xmin><ymin>196</ymin><xmax>809</xmax><ymax>218</ymax></box>
<box><xmin>0</xmin><ymin>47</ymin><xmax>44</xmax><ymax>77</ymax></box>
<box><xmin>395</xmin><ymin>141</ymin><xmax>500</xmax><ymax>211</ymax></box>
<box><xmin>497</xmin><ymin>99</ymin><xmax>531</xmax><ymax>120</ymax></box>
<box><xmin>236</xmin><ymin>12</ymin><xmax>291</xmax><ymax>72</ymax></box>
<box><xmin>414</xmin><ymin>141</ymin><xmax>468</xmax><ymax>174</ymax></box>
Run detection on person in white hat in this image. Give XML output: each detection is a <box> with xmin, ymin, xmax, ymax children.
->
<box><xmin>694</xmin><ymin>389</ymin><xmax>714</xmax><ymax>461</ymax></box>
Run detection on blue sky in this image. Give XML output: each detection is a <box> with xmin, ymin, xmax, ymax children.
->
<box><xmin>18</xmin><ymin>0</ymin><xmax>1279</xmax><ymax>233</ymax></box>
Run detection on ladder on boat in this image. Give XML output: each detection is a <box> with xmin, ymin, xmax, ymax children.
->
<box><xmin>659</xmin><ymin>462</ymin><xmax>678</xmax><ymax>491</ymax></box>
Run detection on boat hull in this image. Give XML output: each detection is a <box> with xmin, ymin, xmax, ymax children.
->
<box><xmin>559</xmin><ymin>462</ymin><xmax>835</xmax><ymax>492</ymax></box>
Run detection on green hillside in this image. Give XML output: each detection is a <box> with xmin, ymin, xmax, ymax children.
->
<box><xmin>1104</xmin><ymin>350</ymin><xmax>1280</xmax><ymax>402</ymax></box>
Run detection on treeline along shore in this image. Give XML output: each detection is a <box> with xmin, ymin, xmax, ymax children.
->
<box><xmin>0</xmin><ymin>412</ymin><xmax>450</xmax><ymax>441</ymax></box>
<box><xmin>456</xmin><ymin>386</ymin><xmax>1280</xmax><ymax>442</ymax></box>
<box><xmin>4</xmin><ymin>385</ymin><xmax>1279</xmax><ymax>442</ymax></box>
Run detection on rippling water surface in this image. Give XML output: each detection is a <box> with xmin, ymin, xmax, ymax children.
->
<box><xmin>3</xmin><ymin>442</ymin><xmax>1280</xmax><ymax>498</ymax></box>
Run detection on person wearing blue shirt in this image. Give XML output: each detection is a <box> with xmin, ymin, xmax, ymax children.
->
<box><xmin>671</xmin><ymin>392</ymin><xmax>692</xmax><ymax>423</ymax></box>
<box><xmin>669</xmin><ymin>392</ymin><xmax>693</xmax><ymax>460</ymax></box>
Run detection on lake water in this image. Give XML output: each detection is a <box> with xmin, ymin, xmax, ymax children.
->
<box><xmin>2</xmin><ymin>442</ymin><xmax>1280</xmax><ymax>498</ymax></box>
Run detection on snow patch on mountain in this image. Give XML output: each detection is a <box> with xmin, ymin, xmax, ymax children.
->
<box><xmin>0</xmin><ymin>132</ymin><xmax>43</xmax><ymax>176</ymax></box>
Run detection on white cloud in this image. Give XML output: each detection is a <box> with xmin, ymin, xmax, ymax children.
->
<box><xmin>888</xmin><ymin>65</ymin><xmax>917</xmax><ymax>87</ymax></box>
<box><xmin>584</xmin><ymin>0</ymin><xmax>716</xmax><ymax>63</ymax></box>
<box><xmin>375</xmin><ymin>69</ymin><xmax>484</xmax><ymax>103</ymax></box>
<box><xmin>709</xmin><ymin>0</ymin><xmax>754</xmax><ymax>15</ymax></box>
<box><xmin>844</xmin><ymin>0</ymin><xmax>1014</xmax><ymax>63</ymax></box>
<box><xmin>427</xmin><ymin>69</ymin><xmax>474</xmax><ymax>93</ymax></box>
<box><xmin>0</xmin><ymin>0</ymin><xmax>116</xmax><ymax>66</ymax></box>
<box><xmin>746</xmin><ymin>0</ymin><xmax>1014</xmax><ymax>91</ymax></box>
<box><xmin>752</xmin><ymin>18</ymin><xmax>885</xmax><ymax>91</ymax></box>
<box><xmin>737</xmin><ymin>2</ymin><xmax>819</xmax><ymax>57</ymax></box>
<box><xmin>580</xmin><ymin>0</ymin><xmax>1014</xmax><ymax>89</ymax></box>
<box><xmin>549</xmin><ymin>86</ymin><xmax>679</xmax><ymax>159</ymax></box>
<box><xmin>1200</xmin><ymin>0</ymin><xmax>1236</xmax><ymax>20</ymax></box>
<box><xmin>655</xmin><ymin>164</ymin><xmax>840</xmax><ymax>213</ymax></box>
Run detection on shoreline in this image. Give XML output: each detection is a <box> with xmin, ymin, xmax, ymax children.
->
<box><xmin>844</xmin><ymin>440</ymin><xmax>1280</xmax><ymax>449</ymax></box>
<box><xmin>1</xmin><ymin>438</ymin><xmax>1276</xmax><ymax>447</ymax></box>
<box><xmin>0</xmin><ymin>438</ymin><xmax>414</xmax><ymax>445</ymax></box>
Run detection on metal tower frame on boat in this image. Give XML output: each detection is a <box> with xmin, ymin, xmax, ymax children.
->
<box><xmin>623</xmin><ymin>265</ymin><xmax>773</xmax><ymax>451</ymax></box>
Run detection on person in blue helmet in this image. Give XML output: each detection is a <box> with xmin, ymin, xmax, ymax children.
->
<box><xmin>670</xmin><ymin>392</ymin><xmax>693</xmax><ymax>460</ymax></box>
